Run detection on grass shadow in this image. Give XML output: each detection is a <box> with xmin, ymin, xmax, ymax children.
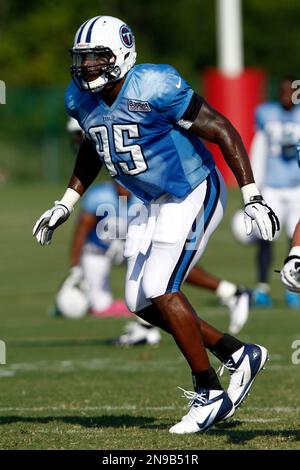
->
<box><xmin>0</xmin><ymin>414</ymin><xmax>158</xmax><ymax>429</ymax></box>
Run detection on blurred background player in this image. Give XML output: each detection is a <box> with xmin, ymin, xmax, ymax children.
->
<box><xmin>54</xmin><ymin>118</ymin><xmax>138</xmax><ymax>318</ymax></box>
<box><xmin>281</xmin><ymin>219</ymin><xmax>300</xmax><ymax>292</ymax></box>
<box><xmin>280</xmin><ymin>142</ymin><xmax>300</xmax><ymax>292</ymax></box>
<box><xmin>250</xmin><ymin>77</ymin><xmax>300</xmax><ymax>307</ymax></box>
<box><xmin>55</xmin><ymin>180</ymin><xmax>135</xmax><ymax>317</ymax></box>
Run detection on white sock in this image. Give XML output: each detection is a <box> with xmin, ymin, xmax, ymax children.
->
<box><xmin>137</xmin><ymin>317</ymin><xmax>153</xmax><ymax>328</ymax></box>
<box><xmin>216</xmin><ymin>280</ymin><xmax>237</xmax><ymax>300</ymax></box>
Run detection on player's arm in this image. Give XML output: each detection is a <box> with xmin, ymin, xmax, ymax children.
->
<box><xmin>33</xmin><ymin>138</ymin><xmax>102</xmax><ymax>246</ymax></box>
<box><xmin>249</xmin><ymin>130</ymin><xmax>268</xmax><ymax>190</ymax></box>
<box><xmin>68</xmin><ymin>138</ymin><xmax>103</xmax><ymax>196</ymax></box>
<box><xmin>184</xmin><ymin>95</ymin><xmax>279</xmax><ymax>241</ymax></box>
<box><xmin>280</xmin><ymin>220</ymin><xmax>300</xmax><ymax>292</ymax></box>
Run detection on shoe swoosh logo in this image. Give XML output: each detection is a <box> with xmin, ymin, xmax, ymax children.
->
<box><xmin>239</xmin><ymin>371</ymin><xmax>245</xmax><ymax>386</ymax></box>
<box><xmin>175</xmin><ymin>78</ymin><xmax>181</xmax><ymax>88</ymax></box>
<box><xmin>196</xmin><ymin>401</ymin><xmax>221</xmax><ymax>430</ymax></box>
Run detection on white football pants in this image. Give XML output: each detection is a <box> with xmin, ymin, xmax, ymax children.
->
<box><xmin>124</xmin><ymin>168</ymin><xmax>227</xmax><ymax>312</ymax></box>
<box><xmin>262</xmin><ymin>186</ymin><xmax>300</xmax><ymax>239</ymax></box>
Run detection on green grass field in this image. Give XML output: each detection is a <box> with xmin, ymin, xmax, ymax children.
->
<box><xmin>0</xmin><ymin>183</ymin><xmax>300</xmax><ymax>450</ymax></box>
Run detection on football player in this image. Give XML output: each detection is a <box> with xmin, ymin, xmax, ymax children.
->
<box><xmin>280</xmin><ymin>141</ymin><xmax>300</xmax><ymax>292</ymax></box>
<box><xmin>58</xmin><ymin>179</ymin><xmax>137</xmax><ymax>317</ymax></box>
<box><xmin>67</xmin><ymin>119</ymin><xmax>251</xmax><ymax>329</ymax></box>
<box><xmin>33</xmin><ymin>16</ymin><xmax>279</xmax><ymax>434</ymax></box>
<box><xmin>250</xmin><ymin>77</ymin><xmax>300</xmax><ymax>307</ymax></box>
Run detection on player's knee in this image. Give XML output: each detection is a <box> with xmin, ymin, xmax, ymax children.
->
<box><xmin>142</xmin><ymin>273</ymin><xmax>167</xmax><ymax>300</ymax></box>
<box><xmin>125</xmin><ymin>284</ymin><xmax>149</xmax><ymax>313</ymax></box>
<box><xmin>125</xmin><ymin>287</ymin><xmax>138</xmax><ymax>313</ymax></box>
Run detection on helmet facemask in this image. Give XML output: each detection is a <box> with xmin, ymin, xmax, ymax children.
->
<box><xmin>70</xmin><ymin>47</ymin><xmax>121</xmax><ymax>93</ymax></box>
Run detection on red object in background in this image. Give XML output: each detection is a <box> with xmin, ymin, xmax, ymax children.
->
<box><xmin>202</xmin><ymin>68</ymin><xmax>266</xmax><ymax>186</ymax></box>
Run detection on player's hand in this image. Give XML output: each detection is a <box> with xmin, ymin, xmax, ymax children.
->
<box><xmin>244</xmin><ymin>195</ymin><xmax>280</xmax><ymax>242</ymax></box>
<box><xmin>280</xmin><ymin>256</ymin><xmax>300</xmax><ymax>292</ymax></box>
<box><xmin>67</xmin><ymin>266</ymin><xmax>84</xmax><ymax>285</ymax></box>
<box><xmin>106</xmin><ymin>239</ymin><xmax>125</xmax><ymax>265</ymax></box>
<box><xmin>33</xmin><ymin>202</ymin><xmax>71</xmax><ymax>246</ymax></box>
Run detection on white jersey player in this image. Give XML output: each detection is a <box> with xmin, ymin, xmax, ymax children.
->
<box><xmin>250</xmin><ymin>77</ymin><xmax>300</xmax><ymax>308</ymax></box>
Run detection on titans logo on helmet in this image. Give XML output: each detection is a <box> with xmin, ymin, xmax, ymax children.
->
<box><xmin>120</xmin><ymin>24</ymin><xmax>133</xmax><ymax>48</ymax></box>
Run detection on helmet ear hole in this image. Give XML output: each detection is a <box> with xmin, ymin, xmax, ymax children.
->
<box><xmin>124</xmin><ymin>52</ymin><xmax>130</xmax><ymax>60</ymax></box>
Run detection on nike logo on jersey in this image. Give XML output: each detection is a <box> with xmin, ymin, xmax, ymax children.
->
<box><xmin>175</xmin><ymin>78</ymin><xmax>182</xmax><ymax>89</ymax></box>
<box><xmin>128</xmin><ymin>100</ymin><xmax>151</xmax><ymax>112</ymax></box>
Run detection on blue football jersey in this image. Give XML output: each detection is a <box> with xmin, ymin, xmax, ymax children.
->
<box><xmin>255</xmin><ymin>102</ymin><xmax>300</xmax><ymax>188</ymax></box>
<box><xmin>65</xmin><ymin>64</ymin><xmax>215</xmax><ymax>203</ymax></box>
<box><xmin>81</xmin><ymin>182</ymin><xmax>141</xmax><ymax>250</ymax></box>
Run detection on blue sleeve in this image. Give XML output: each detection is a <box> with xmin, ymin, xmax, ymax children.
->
<box><xmin>255</xmin><ymin>106</ymin><xmax>265</xmax><ymax>130</ymax></box>
<box><xmin>81</xmin><ymin>184</ymin><xmax>118</xmax><ymax>215</ymax></box>
<box><xmin>81</xmin><ymin>189</ymin><xmax>100</xmax><ymax>215</ymax></box>
<box><xmin>151</xmin><ymin>66</ymin><xmax>194</xmax><ymax>123</ymax></box>
<box><xmin>65</xmin><ymin>81</ymin><xmax>79</xmax><ymax>120</ymax></box>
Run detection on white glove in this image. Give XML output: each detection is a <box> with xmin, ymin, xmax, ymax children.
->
<box><xmin>280</xmin><ymin>255</ymin><xmax>300</xmax><ymax>292</ymax></box>
<box><xmin>106</xmin><ymin>239</ymin><xmax>125</xmax><ymax>265</ymax></box>
<box><xmin>33</xmin><ymin>201</ymin><xmax>71</xmax><ymax>246</ymax></box>
<box><xmin>244</xmin><ymin>195</ymin><xmax>280</xmax><ymax>242</ymax></box>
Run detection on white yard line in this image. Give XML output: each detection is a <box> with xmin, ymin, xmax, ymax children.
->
<box><xmin>0</xmin><ymin>405</ymin><xmax>175</xmax><ymax>412</ymax></box>
<box><xmin>0</xmin><ymin>354</ymin><xmax>295</xmax><ymax>375</ymax></box>
<box><xmin>0</xmin><ymin>405</ymin><xmax>298</xmax><ymax>414</ymax></box>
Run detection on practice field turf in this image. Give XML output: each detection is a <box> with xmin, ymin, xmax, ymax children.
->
<box><xmin>0</xmin><ymin>183</ymin><xmax>300</xmax><ymax>450</ymax></box>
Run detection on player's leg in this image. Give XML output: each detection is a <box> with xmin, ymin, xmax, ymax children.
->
<box><xmin>186</xmin><ymin>266</ymin><xmax>251</xmax><ymax>334</ymax></box>
<box><xmin>141</xmin><ymin>169</ymin><xmax>267</xmax><ymax>432</ymax></box>
<box><xmin>143</xmin><ymin>169</ymin><xmax>225</xmax><ymax>369</ymax></box>
<box><xmin>140</xmin><ymin>169</ymin><xmax>236</xmax><ymax>433</ymax></box>
<box><xmin>81</xmin><ymin>247</ymin><xmax>114</xmax><ymax>315</ymax></box>
<box><xmin>136</xmin><ymin>300</ymin><xmax>267</xmax><ymax>410</ymax></box>
<box><xmin>253</xmin><ymin>187</ymin><xmax>283</xmax><ymax>306</ymax></box>
<box><xmin>253</xmin><ymin>239</ymin><xmax>273</xmax><ymax>305</ymax></box>
<box><xmin>118</xmin><ymin>203</ymin><xmax>162</xmax><ymax>344</ymax></box>
<box><xmin>284</xmin><ymin>186</ymin><xmax>300</xmax><ymax>308</ymax></box>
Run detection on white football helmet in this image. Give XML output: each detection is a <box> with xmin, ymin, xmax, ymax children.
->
<box><xmin>56</xmin><ymin>269</ymin><xmax>89</xmax><ymax>319</ymax></box>
<box><xmin>231</xmin><ymin>209</ymin><xmax>261</xmax><ymax>245</ymax></box>
<box><xmin>70</xmin><ymin>15</ymin><xmax>136</xmax><ymax>93</ymax></box>
<box><xmin>56</xmin><ymin>283</ymin><xmax>89</xmax><ymax>319</ymax></box>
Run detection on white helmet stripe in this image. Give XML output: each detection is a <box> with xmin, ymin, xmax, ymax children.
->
<box><xmin>76</xmin><ymin>17</ymin><xmax>97</xmax><ymax>44</ymax></box>
<box><xmin>85</xmin><ymin>16</ymin><xmax>102</xmax><ymax>43</ymax></box>
<box><xmin>75</xmin><ymin>18</ymin><xmax>90</xmax><ymax>44</ymax></box>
